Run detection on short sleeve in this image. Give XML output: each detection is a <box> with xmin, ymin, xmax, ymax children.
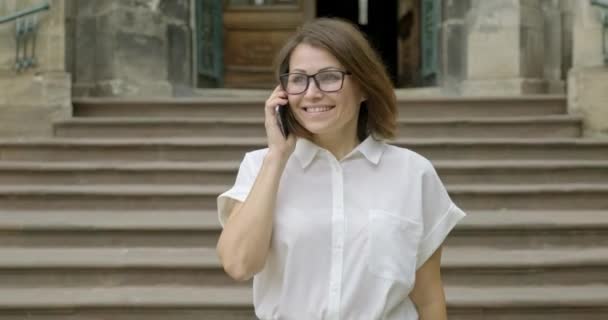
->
<box><xmin>216</xmin><ymin>152</ymin><xmax>260</xmax><ymax>227</ymax></box>
<box><xmin>415</xmin><ymin>161</ymin><xmax>466</xmax><ymax>270</ymax></box>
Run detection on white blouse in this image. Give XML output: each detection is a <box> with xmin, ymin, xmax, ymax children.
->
<box><xmin>217</xmin><ymin>135</ymin><xmax>466</xmax><ymax>320</ymax></box>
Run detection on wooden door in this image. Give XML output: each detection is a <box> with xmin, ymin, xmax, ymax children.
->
<box><xmin>223</xmin><ymin>0</ymin><xmax>314</xmax><ymax>88</ymax></box>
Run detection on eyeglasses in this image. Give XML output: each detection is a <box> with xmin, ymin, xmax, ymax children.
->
<box><xmin>279</xmin><ymin>70</ymin><xmax>352</xmax><ymax>95</ymax></box>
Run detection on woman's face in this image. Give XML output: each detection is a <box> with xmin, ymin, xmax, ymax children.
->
<box><xmin>286</xmin><ymin>43</ymin><xmax>365</xmax><ymax>141</ymax></box>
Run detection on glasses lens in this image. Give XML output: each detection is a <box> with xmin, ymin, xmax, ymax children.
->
<box><xmin>316</xmin><ymin>71</ymin><xmax>343</xmax><ymax>92</ymax></box>
<box><xmin>282</xmin><ymin>73</ymin><xmax>308</xmax><ymax>94</ymax></box>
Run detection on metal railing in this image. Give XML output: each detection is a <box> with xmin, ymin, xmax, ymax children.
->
<box><xmin>0</xmin><ymin>2</ymin><xmax>50</xmax><ymax>72</ymax></box>
<box><xmin>591</xmin><ymin>0</ymin><xmax>608</xmax><ymax>64</ymax></box>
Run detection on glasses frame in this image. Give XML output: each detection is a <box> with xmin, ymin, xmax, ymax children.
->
<box><xmin>279</xmin><ymin>70</ymin><xmax>352</xmax><ymax>95</ymax></box>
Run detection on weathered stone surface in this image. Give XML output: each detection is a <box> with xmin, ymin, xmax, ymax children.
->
<box><xmin>0</xmin><ymin>1</ymin><xmax>70</xmax><ymax>138</ymax></box>
<box><xmin>560</xmin><ymin>6</ymin><xmax>574</xmax><ymax>77</ymax></box>
<box><xmin>160</xmin><ymin>0</ymin><xmax>190</xmax><ymax>23</ymax></box>
<box><xmin>521</xmin><ymin>5</ymin><xmax>543</xmax><ymax>28</ymax></box>
<box><xmin>461</xmin><ymin>78</ymin><xmax>546</xmax><ymax>96</ymax></box>
<box><xmin>542</xmin><ymin>0</ymin><xmax>563</xmax><ymax>81</ymax></box>
<box><xmin>91</xmin><ymin>79</ymin><xmax>172</xmax><ymax>97</ymax></box>
<box><xmin>520</xmin><ymin>25</ymin><xmax>544</xmax><ymax>78</ymax></box>
<box><xmin>469</xmin><ymin>0</ymin><xmax>521</xmax><ymax>29</ymax></box>
<box><xmin>0</xmin><ymin>0</ymin><xmax>66</xmax><ymax>73</ymax></box>
<box><xmin>443</xmin><ymin>0</ymin><xmax>471</xmax><ymax>21</ymax></box>
<box><xmin>460</xmin><ymin>0</ymin><xmax>564</xmax><ymax>95</ymax></box>
<box><xmin>0</xmin><ymin>72</ymin><xmax>71</xmax><ymax>138</ymax></box>
<box><xmin>441</xmin><ymin>22</ymin><xmax>467</xmax><ymax>94</ymax></box>
<box><xmin>0</xmin><ymin>24</ymin><xmax>15</xmax><ymax>69</ymax></box>
<box><xmin>168</xmin><ymin>23</ymin><xmax>192</xmax><ymax>86</ymax></box>
<box><xmin>70</xmin><ymin>0</ymin><xmax>192</xmax><ymax>97</ymax></box>
<box><xmin>97</xmin><ymin>7</ymin><xmax>165</xmax><ymax>38</ymax></box>
<box><xmin>114</xmin><ymin>31</ymin><xmax>167</xmax><ymax>80</ymax></box>
<box><xmin>568</xmin><ymin>67</ymin><xmax>608</xmax><ymax>137</ymax></box>
<box><xmin>467</xmin><ymin>27</ymin><xmax>521</xmax><ymax>79</ymax></box>
<box><xmin>75</xmin><ymin>0</ymin><xmax>117</xmax><ymax>17</ymax></box>
<box><xmin>572</xmin><ymin>1</ymin><xmax>604</xmax><ymax>68</ymax></box>
<box><xmin>94</xmin><ymin>32</ymin><xmax>118</xmax><ymax>80</ymax></box>
<box><xmin>73</xmin><ymin>17</ymin><xmax>97</xmax><ymax>82</ymax></box>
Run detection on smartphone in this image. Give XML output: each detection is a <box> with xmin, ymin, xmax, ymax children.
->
<box><xmin>275</xmin><ymin>104</ymin><xmax>290</xmax><ymax>138</ymax></box>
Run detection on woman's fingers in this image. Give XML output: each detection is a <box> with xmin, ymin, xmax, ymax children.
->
<box><xmin>264</xmin><ymin>86</ymin><xmax>288</xmax><ymax>119</ymax></box>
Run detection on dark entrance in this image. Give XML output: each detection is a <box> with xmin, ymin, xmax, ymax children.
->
<box><xmin>317</xmin><ymin>0</ymin><xmax>398</xmax><ymax>85</ymax></box>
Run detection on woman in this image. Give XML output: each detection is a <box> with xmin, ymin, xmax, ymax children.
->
<box><xmin>216</xmin><ymin>18</ymin><xmax>466</xmax><ymax>320</ymax></box>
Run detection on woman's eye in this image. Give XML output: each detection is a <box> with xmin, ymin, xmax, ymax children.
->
<box><xmin>291</xmin><ymin>75</ymin><xmax>307</xmax><ymax>83</ymax></box>
<box><xmin>318</xmin><ymin>72</ymin><xmax>341</xmax><ymax>82</ymax></box>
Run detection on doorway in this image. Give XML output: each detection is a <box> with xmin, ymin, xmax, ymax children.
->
<box><xmin>316</xmin><ymin>0</ymin><xmax>428</xmax><ymax>88</ymax></box>
<box><xmin>317</xmin><ymin>0</ymin><xmax>398</xmax><ymax>84</ymax></box>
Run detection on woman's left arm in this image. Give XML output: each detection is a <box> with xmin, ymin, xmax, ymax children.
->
<box><xmin>409</xmin><ymin>246</ymin><xmax>448</xmax><ymax>320</ymax></box>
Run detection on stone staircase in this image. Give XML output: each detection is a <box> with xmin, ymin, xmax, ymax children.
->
<box><xmin>0</xmin><ymin>95</ymin><xmax>607</xmax><ymax>319</ymax></box>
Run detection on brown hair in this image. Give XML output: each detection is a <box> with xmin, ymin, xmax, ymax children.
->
<box><xmin>273</xmin><ymin>18</ymin><xmax>398</xmax><ymax>141</ymax></box>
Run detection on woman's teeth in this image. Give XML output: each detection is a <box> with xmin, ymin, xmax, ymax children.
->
<box><xmin>306</xmin><ymin>106</ymin><xmax>334</xmax><ymax>113</ymax></box>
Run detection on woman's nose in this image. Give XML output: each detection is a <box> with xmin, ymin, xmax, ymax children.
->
<box><xmin>304</xmin><ymin>78</ymin><xmax>323</xmax><ymax>97</ymax></box>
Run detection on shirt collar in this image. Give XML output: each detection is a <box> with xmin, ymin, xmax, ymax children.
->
<box><xmin>293</xmin><ymin>135</ymin><xmax>385</xmax><ymax>168</ymax></box>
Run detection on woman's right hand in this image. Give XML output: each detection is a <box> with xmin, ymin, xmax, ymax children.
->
<box><xmin>264</xmin><ymin>85</ymin><xmax>297</xmax><ymax>161</ymax></box>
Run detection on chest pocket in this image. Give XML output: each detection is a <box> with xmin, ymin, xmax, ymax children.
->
<box><xmin>367</xmin><ymin>209</ymin><xmax>422</xmax><ymax>287</ymax></box>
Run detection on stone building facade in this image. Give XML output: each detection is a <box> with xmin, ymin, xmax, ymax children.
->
<box><xmin>0</xmin><ymin>0</ymin><xmax>607</xmax><ymax>137</ymax></box>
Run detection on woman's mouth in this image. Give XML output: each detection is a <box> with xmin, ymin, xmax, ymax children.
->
<box><xmin>303</xmin><ymin>106</ymin><xmax>335</xmax><ymax>113</ymax></box>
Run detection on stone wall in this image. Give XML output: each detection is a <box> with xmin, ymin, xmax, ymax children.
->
<box><xmin>441</xmin><ymin>0</ymin><xmax>568</xmax><ymax>95</ymax></box>
<box><xmin>70</xmin><ymin>0</ymin><xmax>192</xmax><ymax>97</ymax></box>
<box><xmin>0</xmin><ymin>0</ymin><xmax>71</xmax><ymax>138</ymax></box>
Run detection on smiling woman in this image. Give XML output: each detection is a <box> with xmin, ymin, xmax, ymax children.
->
<box><xmin>273</xmin><ymin>18</ymin><xmax>397</xmax><ymax>148</ymax></box>
<box><xmin>216</xmin><ymin>17</ymin><xmax>465</xmax><ymax>320</ymax></box>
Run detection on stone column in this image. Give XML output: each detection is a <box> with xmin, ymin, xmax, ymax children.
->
<box><xmin>461</xmin><ymin>0</ymin><xmax>547</xmax><ymax>95</ymax></box>
<box><xmin>567</xmin><ymin>1</ymin><xmax>608</xmax><ymax>137</ymax></box>
<box><xmin>541</xmin><ymin>0</ymin><xmax>565</xmax><ymax>93</ymax></box>
<box><xmin>72</xmin><ymin>0</ymin><xmax>192</xmax><ymax>97</ymax></box>
<box><xmin>560</xmin><ymin>0</ymin><xmax>574</xmax><ymax>79</ymax></box>
<box><xmin>571</xmin><ymin>0</ymin><xmax>604</xmax><ymax>68</ymax></box>
<box><xmin>0</xmin><ymin>0</ymin><xmax>71</xmax><ymax>138</ymax></box>
<box><xmin>440</xmin><ymin>0</ymin><xmax>471</xmax><ymax>95</ymax></box>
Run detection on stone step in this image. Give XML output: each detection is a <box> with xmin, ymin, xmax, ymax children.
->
<box><xmin>451</xmin><ymin>184</ymin><xmax>608</xmax><ymax>210</ymax></box>
<box><xmin>452</xmin><ymin>210</ymin><xmax>608</xmax><ymax>248</ymax></box>
<box><xmin>0</xmin><ymin>246</ymin><xmax>605</xmax><ymax>287</ymax></box>
<box><xmin>0</xmin><ymin>160</ymin><xmax>607</xmax><ymax>185</ymax></box>
<box><xmin>0</xmin><ymin>138</ymin><xmax>606</xmax><ymax>161</ymax></box>
<box><xmin>0</xmin><ymin>210</ymin><xmax>220</xmax><ymax>247</ymax></box>
<box><xmin>441</xmin><ymin>246</ymin><xmax>608</xmax><ymax>286</ymax></box>
<box><xmin>0</xmin><ymin>248</ymin><xmax>239</xmax><ymax>288</ymax></box>
<box><xmin>436</xmin><ymin>160</ymin><xmax>608</xmax><ymax>185</ymax></box>
<box><xmin>0</xmin><ymin>285</ymin><xmax>606</xmax><ymax>319</ymax></box>
<box><xmin>446</xmin><ymin>285</ymin><xmax>608</xmax><ymax>320</ymax></box>
<box><xmin>0</xmin><ymin>184</ymin><xmax>607</xmax><ymax>211</ymax></box>
<box><xmin>54</xmin><ymin>115</ymin><xmax>582</xmax><ymax>139</ymax></box>
<box><xmin>72</xmin><ymin>95</ymin><xmax>567</xmax><ymax>118</ymax></box>
<box><xmin>0</xmin><ymin>210</ymin><xmax>607</xmax><ymax>248</ymax></box>
<box><xmin>0</xmin><ymin>161</ymin><xmax>238</xmax><ymax>186</ymax></box>
<box><xmin>0</xmin><ymin>185</ymin><xmax>223</xmax><ymax>211</ymax></box>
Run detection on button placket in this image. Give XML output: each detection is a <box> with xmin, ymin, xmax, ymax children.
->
<box><xmin>327</xmin><ymin>156</ymin><xmax>345</xmax><ymax>320</ymax></box>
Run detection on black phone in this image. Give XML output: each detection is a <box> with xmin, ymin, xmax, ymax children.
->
<box><xmin>275</xmin><ymin>104</ymin><xmax>290</xmax><ymax>138</ymax></box>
